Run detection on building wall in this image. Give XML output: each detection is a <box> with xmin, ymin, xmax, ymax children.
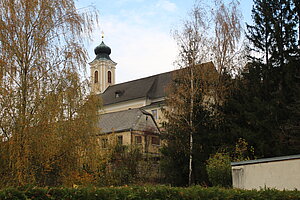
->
<box><xmin>232</xmin><ymin>158</ymin><xmax>300</xmax><ymax>190</ymax></box>
<box><xmin>90</xmin><ymin>59</ymin><xmax>116</xmax><ymax>94</ymax></box>
<box><xmin>146</xmin><ymin>135</ymin><xmax>160</xmax><ymax>155</ymax></box>
<box><xmin>144</xmin><ymin>105</ymin><xmax>165</xmax><ymax>126</ymax></box>
<box><xmin>103</xmin><ymin>98</ymin><xmax>146</xmax><ymax>113</ymax></box>
<box><xmin>131</xmin><ymin>131</ymin><xmax>160</xmax><ymax>155</ymax></box>
<box><xmin>97</xmin><ymin>131</ymin><xmax>132</xmax><ymax>150</ymax></box>
<box><xmin>98</xmin><ymin>131</ymin><xmax>160</xmax><ymax>155</ymax></box>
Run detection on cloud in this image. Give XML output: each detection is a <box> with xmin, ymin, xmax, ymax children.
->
<box><xmin>156</xmin><ymin>0</ymin><xmax>177</xmax><ymax>12</ymax></box>
<box><xmin>88</xmin><ymin>16</ymin><xmax>178</xmax><ymax>83</ymax></box>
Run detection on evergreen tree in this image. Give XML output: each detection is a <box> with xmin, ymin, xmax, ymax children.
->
<box><xmin>247</xmin><ymin>0</ymin><xmax>298</xmax><ymax>66</ymax></box>
<box><xmin>223</xmin><ymin>0</ymin><xmax>300</xmax><ymax>158</ymax></box>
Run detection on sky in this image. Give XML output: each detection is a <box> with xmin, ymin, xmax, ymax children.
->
<box><xmin>76</xmin><ymin>0</ymin><xmax>254</xmax><ymax>83</ymax></box>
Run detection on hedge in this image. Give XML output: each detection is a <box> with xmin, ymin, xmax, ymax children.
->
<box><xmin>0</xmin><ymin>186</ymin><xmax>299</xmax><ymax>200</ymax></box>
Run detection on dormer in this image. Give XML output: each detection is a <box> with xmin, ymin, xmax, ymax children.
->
<box><xmin>115</xmin><ymin>90</ymin><xmax>124</xmax><ymax>98</ymax></box>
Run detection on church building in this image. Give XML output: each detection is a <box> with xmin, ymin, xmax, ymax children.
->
<box><xmin>90</xmin><ymin>38</ymin><xmax>169</xmax><ymax>155</ymax></box>
<box><xmin>90</xmin><ymin>38</ymin><xmax>171</xmax><ymax>125</ymax></box>
<box><xmin>90</xmin><ymin>38</ymin><xmax>216</xmax><ymax>155</ymax></box>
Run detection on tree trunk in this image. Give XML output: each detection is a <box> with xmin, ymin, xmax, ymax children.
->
<box><xmin>188</xmin><ymin>63</ymin><xmax>194</xmax><ymax>186</ymax></box>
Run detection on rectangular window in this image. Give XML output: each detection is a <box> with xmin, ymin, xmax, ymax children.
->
<box><xmin>151</xmin><ymin>136</ymin><xmax>160</xmax><ymax>145</ymax></box>
<box><xmin>151</xmin><ymin>109</ymin><xmax>158</xmax><ymax>120</ymax></box>
<box><xmin>117</xmin><ymin>135</ymin><xmax>123</xmax><ymax>145</ymax></box>
<box><xmin>135</xmin><ymin>136</ymin><xmax>142</xmax><ymax>144</ymax></box>
<box><xmin>102</xmin><ymin>138</ymin><xmax>108</xmax><ymax>149</ymax></box>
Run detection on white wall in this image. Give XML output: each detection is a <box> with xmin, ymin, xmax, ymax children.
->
<box><xmin>232</xmin><ymin>158</ymin><xmax>300</xmax><ymax>190</ymax></box>
<box><xmin>102</xmin><ymin>98</ymin><xmax>146</xmax><ymax>113</ymax></box>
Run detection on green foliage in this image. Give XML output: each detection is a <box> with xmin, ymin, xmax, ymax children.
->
<box><xmin>246</xmin><ymin>0</ymin><xmax>299</xmax><ymax>65</ymax></box>
<box><xmin>233</xmin><ymin>138</ymin><xmax>255</xmax><ymax>162</ymax></box>
<box><xmin>205</xmin><ymin>138</ymin><xmax>255</xmax><ymax>188</ymax></box>
<box><xmin>97</xmin><ymin>145</ymin><xmax>145</xmax><ymax>186</ymax></box>
<box><xmin>1</xmin><ymin>186</ymin><xmax>300</xmax><ymax>200</ymax></box>
<box><xmin>0</xmin><ymin>188</ymin><xmax>27</xmax><ymax>200</ymax></box>
<box><xmin>222</xmin><ymin>0</ymin><xmax>300</xmax><ymax>159</ymax></box>
<box><xmin>206</xmin><ymin>152</ymin><xmax>232</xmax><ymax>188</ymax></box>
<box><xmin>162</xmin><ymin>0</ymin><xmax>245</xmax><ymax>186</ymax></box>
<box><xmin>161</xmin><ymin>62</ymin><xmax>225</xmax><ymax>186</ymax></box>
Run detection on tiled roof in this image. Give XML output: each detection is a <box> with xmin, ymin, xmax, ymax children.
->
<box><xmin>100</xmin><ymin>71</ymin><xmax>172</xmax><ymax>106</ymax></box>
<box><xmin>98</xmin><ymin>108</ymin><xmax>160</xmax><ymax>134</ymax></box>
<box><xmin>100</xmin><ymin>62</ymin><xmax>215</xmax><ymax>106</ymax></box>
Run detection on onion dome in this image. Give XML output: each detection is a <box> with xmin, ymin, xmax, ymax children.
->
<box><xmin>94</xmin><ymin>41</ymin><xmax>111</xmax><ymax>55</ymax></box>
<box><xmin>93</xmin><ymin>41</ymin><xmax>114</xmax><ymax>61</ymax></box>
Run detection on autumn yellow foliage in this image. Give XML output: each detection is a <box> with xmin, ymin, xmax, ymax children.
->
<box><xmin>0</xmin><ymin>0</ymin><xmax>101</xmax><ymax>187</ymax></box>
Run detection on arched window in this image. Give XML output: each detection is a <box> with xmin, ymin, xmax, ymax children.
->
<box><xmin>108</xmin><ymin>71</ymin><xmax>112</xmax><ymax>83</ymax></box>
<box><xmin>94</xmin><ymin>71</ymin><xmax>98</xmax><ymax>83</ymax></box>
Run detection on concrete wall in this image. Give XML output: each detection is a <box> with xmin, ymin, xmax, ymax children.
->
<box><xmin>232</xmin><ymin>156</ymin><xmax>300</xmax><ymax>190</ymax></box>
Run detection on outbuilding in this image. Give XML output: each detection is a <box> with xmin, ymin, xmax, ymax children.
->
<box><xmin>231</xmin><ymin>154</ymin><xmax>300</xmax><ymax>190</ymax></box>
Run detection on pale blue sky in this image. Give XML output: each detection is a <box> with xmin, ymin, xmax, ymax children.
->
<box><xmin>76</xmin><ymin>0</ymin><xmax>254</xmax><ymax>83</ymax></box>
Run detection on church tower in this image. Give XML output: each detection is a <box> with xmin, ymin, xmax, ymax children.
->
<box><xmin>89</xmin><ymin>37</ymin><xmax>117</xmax><ymax>94</ymax></box>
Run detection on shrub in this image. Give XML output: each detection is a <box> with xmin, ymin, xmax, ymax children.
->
<box><xmin>97</xmin><ymin>145</ymin><xmax>143</xmax><ymax>186</ymax></box>
<box><xmin>206</xmin><ymin>152</ymin><xmax>232</xmax><ymax>187</ymax></box>
<box><xmin>1</xmin><ymin>186</ymin><xmax>300</xmax><ymax>200</ymax></box>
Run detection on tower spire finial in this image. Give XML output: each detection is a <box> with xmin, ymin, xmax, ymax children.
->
<box><xmin>101</xmin><ymin>31</ymin><xmax>104</xmax><ymax>41</ymax></box>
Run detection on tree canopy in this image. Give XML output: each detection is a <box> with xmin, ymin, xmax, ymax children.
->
<box><xmin>223</xmin><ymin>0</ymin><xmax>300</xmax><ymax>157</ymax></box>
<box><xmin>0</xmin><ymin>0</ymin><xmax>101</xmax><ymax>187</ymax></box>
<box><xmin>161</xmin><ymin>0</ymin><xmax>300</xmax><ymax>186</ymax></box>
<box><xmin>161</xmin><ymin>0</ymin><xmax>244</xmax><ymax>186</ymax></box>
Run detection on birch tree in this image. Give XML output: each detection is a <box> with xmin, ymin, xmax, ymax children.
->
<box><xmin>211</xmin><ymin>0</ymin><xmax>243</xmax><ymax>75</ymax></box>
<box><xmin>162</xmin><ymin>2</ymin><xmax>216</xmax><ymax>186</ymax></box>
<box><xmin>173</xmin><ymin>3</ymin><xmax>209</xmax><ymax>186</ymax></box>
<box><xmin>211</xmin><ymin>0</ymin><xmax>245</xmax><ymax>106</ymax></box>
<box><xmin>162</xmin><ymin>0</ymin><xmax>243</xmax><ymax>186</ymax></box>
<box><xmin>0</xmin><ymin>0</ymin><xmax>101</xmax><ymax>186</ymax></box>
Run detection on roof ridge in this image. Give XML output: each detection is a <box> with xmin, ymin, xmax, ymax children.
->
<box><xmin>100</xmin><ymin>62</ymin><xmax>216</xmax><ymax>106</ymax></box>
<box><xmin>106</xmin><ymin>69</ymin><xmax>174</xmax><ymax>88</ymax></box>
<box><xmin>105</xmin><ymin>61</ymin><xmax>214</xmax><ymax>89</ymax></box>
